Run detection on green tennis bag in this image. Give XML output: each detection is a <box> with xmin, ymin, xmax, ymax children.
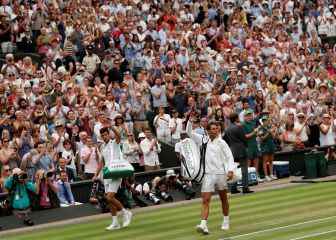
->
<box><xmin>103</xmin><ymin>161</ymin><xmax>134</xmax><ymax>179</ymax></box>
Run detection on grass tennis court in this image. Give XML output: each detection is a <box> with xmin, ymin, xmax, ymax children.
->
<box><xmin>3</xmin><ymin>182</ymin><xmax>336</xmax><ymax>240</ymax></box>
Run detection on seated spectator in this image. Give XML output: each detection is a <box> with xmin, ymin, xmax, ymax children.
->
<box><xmin>162</xmin><ymin>169</ymin><xmax>196</xmax><ymax>200</ymax></box>
<box><xmin>140</xmin><ymin>129</ymin><xmax>161</xmax><ymax>171</ymax></box>
<box><xmin>56</xmin><ymin>171</ymin><xmax>75</xmax><ymax>206</ymax></box>
<box><xmin>56</xmin><ymin>157</ymin><xmax>75</xmax><ymax>182</ymax></box>
<box><xmin>143</xmin><ymin>177</ymin><xmax>162</xmax><ymax>205</ymax></box>
<box><xmin>34</xmin><ymin>170</ymin><xmax>59</xmax><ymax>210</ymax></box>
<box><xmin>4</xmin><ymin>168</ymin><xmax>37</xmax><ymax>226</ymax></box>
<box><xmin>143</xmin><ymin>176</ymin><xmax>173</xmax><ymax>204</ymax></box>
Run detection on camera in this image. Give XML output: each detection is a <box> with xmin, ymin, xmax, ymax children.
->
<box><xmin>19</xmin><ymin>173</ymin><xmax>28</xmax><ymax>181</ymax></box>
<box><xmin>13</xmin><ymin>172</ymin><xmax>28</xmax><ymax>181</ymax></box>
<box><xmin>176</xmin><ymin>179</ymin><xmax>196</xmax><ymax>200</ymax></box>
<box><xmin>148</xmin><ymin>192</ymin><xmax>160</xmax><ymax>205</ymax></box>
<box><xmin>44</xmin><ymin>171</ymin><xmax>54</xmax><ymax>179</ymax></box>
<box><xmin>160</xmin><ymin>192</ymin><xmax>173</xmax><ymax>202</ymax></box>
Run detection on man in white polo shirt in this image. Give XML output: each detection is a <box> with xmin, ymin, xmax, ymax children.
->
<box><xmin>93</xmin><ymin>127</ymin><xmax>132</xmax><ymax>230</ymax></box>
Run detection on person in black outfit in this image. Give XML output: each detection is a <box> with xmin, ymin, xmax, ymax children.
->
<box><xmin>224</xmin><ymin>113</ymin><xmax>253</xmax><ymax>194</ymax></box>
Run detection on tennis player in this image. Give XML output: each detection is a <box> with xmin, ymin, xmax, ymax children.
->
<box><xmin>93</xmin><ymin>127</ymin><xmax>132</xmax><ymax>230</ymax></box>
<box><xmin>186</xmin><ymin>119</ymin><xmax>235</xmax><ymax>235</ymax></box>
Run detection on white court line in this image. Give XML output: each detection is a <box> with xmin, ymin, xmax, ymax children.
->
<box><xmin>220</xmin><ymin>215</ymin><xmax>336</xmax><ymax>240</ymax></box>
<box><xmin>288</xmin><ymin>229</ymin><xmax>336</xmax><ymax>240</ymax></box>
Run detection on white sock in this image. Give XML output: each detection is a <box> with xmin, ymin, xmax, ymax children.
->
<box><xmin>223</xmin><ymin>216</ymin><xmax>229</xmax><ymax>223</ymax></box>
<box><xmin>120</xmin><ymin>208</ymin><xmax>127</xmax><ymax>214</ymax></box>
<box><xmin>201</xmin><ymin>219</ymin><xmax>207</xmax><ymax>226</ymax></box>
<box><xmin>112</xmin><ymin>216</ymin><xmax>118</xmax><ymax>224</ymax></box>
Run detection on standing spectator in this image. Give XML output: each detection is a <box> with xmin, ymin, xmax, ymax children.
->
<box><xmin>169</xmin><ymin>109</ymin><xmax>184</xmax><ymax>145</ymax></box>
<box><xmin>153</xmin><ymin>106</ymin><xmax>171</xmax><ymax>143</ymax></box>
<box><xmin>5</xmin><ymin>168</ymin><xmax>36</xmax><ymax>226</ymax></box>
<box><xmin>82</xmin><ymin>45</ymin><xmax>101</xmax><ymax>75</ymax></box>
<box><xmin>122</xmin><ymin>133</ymin><xmax>141</xmax><ymax>171</ymax></box>
<box><xmin>34</xmin><ymin>169</ymin><xmax>59</xmax><ymax>210</ymax></box>
<box><xmin>257</xmin><ymin>116</ymin><xmax>277</xmax><ymax>182</ymax></box>
<box><xmin>319</xmin><ymin>113</ymin><xmax>336</xmax><ymax>147</ymax></box>
<box><xmin>0</xmin><ymin>165</ymin><xmax>10</xmax><ymax>193</ymax></box>
<box><xmin>151</xmin><ymin>78</ymin><xmax>168</xmax><ymax>111</ymax></box>
<box><xmin>32</xmin><ymin>141</ymin><xmax>54</xmax><ymax>174</ymax></box>
<box><xmin>0</xmin><ymin>13</ymin><xmax>12</xmax><ymax>53</ymax></box>
<box><xmin>224</xmin><ymin>113</ymin><xmax>253</xmax><ymax>194</ymax></box>
<box><xmin>60</xmin><ymin>139</ymin><xmax>76</xmax><ymax>178</ymax></box>
<box><xmin>242</xmin><ymin>109</ymin><xmax>263</xmax><ymax>182</ymax></box>
<box><xmin>294</xmin><ymin>113</ymin><xmax>310</xmax><ymax>147</ymax></box>
<box><xmin>140</xmin><ymin>128</ymin><xmax>161</xmax><ymax>171</ymax></box>
<box><xmin>80</xmin><ymin>137</ymin><xmax>99</xmax><ymax>180</ymax></box>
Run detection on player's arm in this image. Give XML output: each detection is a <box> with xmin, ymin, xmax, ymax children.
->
<box><xmin>186</xmin><ymin>120</ymin><xmax>202</xmax><ymax>145</ymax></box>
<box><xmin>220</xmin><ymin>139</ymin><xmax>235</xmax><ymax>180</ymax></box>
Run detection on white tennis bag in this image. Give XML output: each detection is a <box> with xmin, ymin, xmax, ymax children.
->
<box><xmin>179</xmin><ymin>138</ymin><xmax>205</xmax><ymax>183</ymax></box>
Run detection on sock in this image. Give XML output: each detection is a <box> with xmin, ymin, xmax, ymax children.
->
<box><xmin>120</xmin><ymin>208</ymin><xmax>127</xmax><ymax>214</ymax></box>
<box><xmin>201</xmin><ymin>219</ymin><xmax>207</xmax><ymax>226</ymax></box>
<box><xmin>223</xmin><ymin>216</ymin><xmax>229</xmax><ymax>223</ymax></box>
<box><xmin>112</xmin><ymin>216</ymin><xmax>118</xmax><ymax>224</ymax></box>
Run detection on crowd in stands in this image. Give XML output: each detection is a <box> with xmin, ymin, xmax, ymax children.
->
<box><xmin>2</xmin><ymin>0</ymin><xmax>336</xmax><ymax>225</ymax></box>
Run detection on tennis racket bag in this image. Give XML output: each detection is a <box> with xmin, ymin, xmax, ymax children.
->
<box><xmin>180</xmin><ymin>138</ymin><xmax>206</xmax><ymax>183</ymax></box>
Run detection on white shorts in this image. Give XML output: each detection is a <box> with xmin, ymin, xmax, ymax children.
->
<box><xmin>104</xmin><ymin>178</ymin><xmax>122</xmax><ymax>193</ymax></box>
<box><xmin>201</xmin><ymin>174</ymin><xmax>228</xmax><ymax>193</ymax></box>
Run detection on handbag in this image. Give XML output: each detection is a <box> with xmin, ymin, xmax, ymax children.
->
<box><xmin>103</xmin><ymin>160</ymin><xmax>134</xmax><ymax>179</ymax></box>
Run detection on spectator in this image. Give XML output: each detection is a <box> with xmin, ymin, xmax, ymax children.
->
<box><xmin>5</xmin><ymin>168</ymin><xmax>36</xmax><ymax>226</ymax></box>
<box><xmin>80</xmin><ymin>137</ymin><xmax>99</xmax><ymax>180</ymax></box>
<box><xmin>153</xmin><ymin>106</ymin><xmax>171</xmax><ymax>143</ymax></box>
<box><xmin>34</xmin><ymin>169</ymin><xmax>59</xmax><ymax>210</ymax></box>
<box><xmin>122</xmin><ymin>133</ymin><xmax>141</xmax><ymax>171</ymax></box>
<box><xmin>242</xmin><ymin>109</ymin><xmax>263</xmax><ymax>182</ymax></box>
<box><xmin>60</xmin><ymin>139</ymin><xmax>77</xmax><ymax>178</ymax></box>
<box><xmin>0</xmin><ymin>165</ymin><xmax>10</xmax><ymax>193</ymax></box>
<box><xmin>32</xmin><ymin>141</ymin><xmax>54</xmax><ymax>174</ymax></box>
<box><xmin>257</xmin><ymin>116</ymin><xmax>277</xmax><ymax>182</ymax></box>
<box><xmin>56</xmin><ymin>157</ymin><xmax>75</xmax><ymax>183</ymax></box>
<box><xmin>319</xmin><ymin>113</ymin><xmax>336</xmax><ymax>147</ymax></box>
<box><xmin>140</xmin><ymin>128</ymin><xmax>161</xmax><ymax>171</ymax></box>
<box><xmin>294</xmin><ymin>113</ymin><xmax>310</xmax><ymax>147</ymax></box>
<box><xmin>169</xmin><ymin>109</ymin><xmax>184</xmax><ymax>145</ymax></box>
<box><xmin>56</xmin><ymin>171</ymin><xmax>75</xmax><ymax>206</ymax></box>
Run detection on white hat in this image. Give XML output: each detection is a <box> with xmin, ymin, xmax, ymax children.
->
<box><xmin>12</xmin><ymin>168</ymin><xmax>22</xmax><ymax>175</ymax></box>
<box><xmin>166</xmin><ymin>169</ymin><xmax>176</xmax><ymax>177</ymax></box>
<box><xmin>138</xmin><ymin>132</ymin><xmax>146</xmax><ymax>138</ymax></box>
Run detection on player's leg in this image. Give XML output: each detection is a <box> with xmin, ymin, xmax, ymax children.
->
<box><xmin>217</xmin><ymin>174</ymin><xmax>230</xmax><ymax>230</ymax></box>
<box><xmin>196</xmin><ymin>174</ymin><xmax>214</xmax><ymax>234</ymax></box>
<box><xmin>105</xmin><ymin>179</ymin><xmax>132</xmax><ymax>230</ymax></box>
